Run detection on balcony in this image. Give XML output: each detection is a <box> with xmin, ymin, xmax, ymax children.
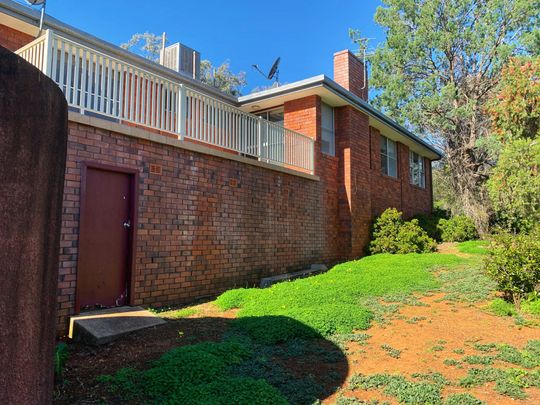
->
<box><xmin>15</xmin><ymin>30</ymin><xmax>314</xmax><ymax>174</ymax></box>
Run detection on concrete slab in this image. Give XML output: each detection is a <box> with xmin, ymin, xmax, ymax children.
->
<box><xmin>68</xmin><ymin>306</ymin><xmax>166</xmax><ymax>345</ymax></box>
<box><xmin>260</xmin><ymin>263</ymin><xmax>328</xmax><ymax>288</ymax></box>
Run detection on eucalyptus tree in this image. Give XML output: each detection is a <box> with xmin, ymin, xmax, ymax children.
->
<box><xmin>121</xmin><ymin>33</ymin><xmax>246</xmax><ymax>96</ymax></box>
<box><xmin>352</xmin><ymin>0</ymin><xmax>539</xmax><ymax>232</ymax></box>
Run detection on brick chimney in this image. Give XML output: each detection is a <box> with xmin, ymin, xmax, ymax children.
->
<box><xmin>333</xmin><ymin>50</ymin><xmax>368</xmax><ymax>101</ymax></box>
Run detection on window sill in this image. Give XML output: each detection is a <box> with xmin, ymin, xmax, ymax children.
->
<box><xmin>380</xmin><ymin>173</ymin><xmax>400</xmax><ymax>182</ymax></box>
<box><xmin>409</xmin><ymin>183</ymin><xmax>426</xmax><ymax>191</ymax></box>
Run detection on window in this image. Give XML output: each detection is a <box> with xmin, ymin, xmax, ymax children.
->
<box><xmin>380</xmin><ymin>136</ymin><xmax>397</xmax><ymax>177</ymax></box>
<box><xmin>321</xmin><ymin>103</ymin><xmax>335</xmax><ymax>156</ymax></box>
<box><xmin>409</xmin><ymin>151</ymin><xmax>425</xmax><ymax>188</ymax></box>
<box><xmin>256</xmin><ymin>107</ymin><xmax>284</xmax><ymax>125</ymax></box>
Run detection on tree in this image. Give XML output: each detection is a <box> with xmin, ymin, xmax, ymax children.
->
<box><xmin>351</xmin><ymin>0</ymin><xmax>539</xmax><ymax>233</ymax></box>
<box><xmin>200</xmin><ymin>60</ymin><xmax>247</xmax><ymax>96</ymax></box>
<box><xmin>120</xmin><ymin>32</ymin><xmax>162</xmax><ymax>61</ymax></box>
<box><xmin>486</xmin><ymin>56</ymin><xmax>540</xmax><ymax>232</ymax></box>
<box><xmin>487</xmin><ymin>57</ymin><xmax>540</xmax><ymax>143</ymax></box>
<box><xmin>121</xmin><ymin>33</ymin><xmax>247</xmax><ymax>96</ymax></box>
<box><xmin>487</xmin><ymin>139</ymin><xmax>540</xmax><ymax>232</ymax></box>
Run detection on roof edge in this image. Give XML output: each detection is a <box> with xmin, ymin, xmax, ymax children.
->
<box><xmin>240</xmin><ymin>75</ymin><xmax>442</xmax><ymax>159</ymax></box>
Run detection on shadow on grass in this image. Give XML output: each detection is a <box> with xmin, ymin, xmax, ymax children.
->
<box><xmin>59</xmin><ymin>315</ymin><xmax>349</xmax><ymax>405</ymax></box>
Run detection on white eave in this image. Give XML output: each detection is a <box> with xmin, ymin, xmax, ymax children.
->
<box><xmin>239</xmin><ymin>75</ymin><xmax>442</xmax><ymax>160</ymax></box>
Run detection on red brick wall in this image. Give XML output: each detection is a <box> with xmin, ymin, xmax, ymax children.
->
<box><xmin>284</xmin><ymin>96</ymin><xmax>343</xmax><ymax>261</ymax></box>
<box><xmin>57</xmin><ymin>98</ymin><xmax>432</xmax><ymax>334</ymax></box>
<box><xmin>334</xmin><ymin>105</ymin><xmax>373</xmax><ymax>257</ymax></box>
<box><xmin>333</xmin><ymin>50</ymin><xmax>368</xmax><ymax>101</ymax></box>
<box><xmin>369</xmin><ymin>127</ymin><xmax>433</xmax><ymax>218</ymax></box>
<box><xmin>57</xmin><ymin>119</ymin><xmax>345</xmax><ymax>333</ymax></box>
<box><xmin>0</xmin><ymin>24</ymin><xmax>34</xmax><ymax>51</ymax></box>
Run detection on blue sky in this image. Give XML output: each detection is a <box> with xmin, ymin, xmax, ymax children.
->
<box><xmin>24</xmin><ymin>0</ymin><xmax>386</xmax><ymax>93</ymax></box>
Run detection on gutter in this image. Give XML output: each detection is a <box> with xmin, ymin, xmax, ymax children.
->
<box><xmin>240</xmin><ymin>75</ymin><xmax>443</xmax><ymax>160</ymax></box>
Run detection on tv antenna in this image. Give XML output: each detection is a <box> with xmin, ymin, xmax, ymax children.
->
<box><xmin>25</xmin><ymin>0</ymin><xmax>47</xmax><ymax>37</ymax></box>
<box><xmin>252</xmin><ymin>56</ymin><xmax>281</xmax><ymax>85</ymax></box>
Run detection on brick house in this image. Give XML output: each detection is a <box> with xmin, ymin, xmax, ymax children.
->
<box><xmin>0</xmin><ymin>0</ymin><xmax>441</xmax><ymax>334</ymax></box>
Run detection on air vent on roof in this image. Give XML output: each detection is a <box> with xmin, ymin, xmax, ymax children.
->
<box><xmin>160</xmin><ymin>42</ymin><xmax>201</xmax><ymax>80</ymax></box>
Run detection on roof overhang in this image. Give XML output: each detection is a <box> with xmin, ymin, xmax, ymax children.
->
<box><xmin>239</xmin><ymin>76</ymin><xmax>442</xmax><ymax>160</ymax></box>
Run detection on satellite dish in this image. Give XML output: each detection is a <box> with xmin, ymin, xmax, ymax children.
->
<box><xmin>25</xmin><ymin>0</ymin><xmax>47</xmax><ymax>37</ymax></box>
<box><xmin>267</xmin><ymin>57</ymin><xmax>280</xmax><ymax>81</ymax></box>
<box><xmin>251</xmin><ymin>57</ymin><xmax>281</xmax><ymax>85</ymax></box>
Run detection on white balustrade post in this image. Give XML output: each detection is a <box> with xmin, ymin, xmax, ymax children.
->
<box><xmin>42</xmin><ymin>29</ymin><xmax>53</xmax><ymax>75</ymax></box>
<box><xmin>177</xmin><ymin>84</ymin><xmax>186</xmax><ymax>140</ymax></box>
<box><xmin>310</xmin><ymin>139</ymin><xmax>315</xmax><ymax>174</ymax></box>
<box><xmin>257</xmin><ymin>116</ymin><xmax>262</xmax><ymax>161</ymax></box>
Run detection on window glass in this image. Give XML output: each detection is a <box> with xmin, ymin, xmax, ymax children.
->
<box><xmin>321</xmin><ymin>103</ymin><xmax>335</xmax><ymax>156</ymax></box>
<box><xmin>380</xmin><ymin>136</ymin><xmax>397</xmax><ymax>177</ymax></box>
<box><xmin>409</xmin><ymin>151</ymin><xmax>425</xmax><ymax>188</ymax></box>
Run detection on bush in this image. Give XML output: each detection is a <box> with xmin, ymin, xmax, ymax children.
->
<box><xmin>369</xmin><ymin>208</ymin><xmax>437</xmax><ymax>254</ymax></box>
<box><xmin>484</xmin><ymin>229</ymin><xmax>540</xmax><ymax>309</ymax></box>
<box><xmin>438</xmin><ymin>216</ymin><xmax>478</xmax><ymax>242</ymax></box>
<box><xmin>487</xmin><ymin>139</ymin><xmax>540</xmax><ymax>233</ymax></box>
<box><xmin>414</xmin><ymin>207</ymin><xmax>449</xmax><ymax>241</ymax></box>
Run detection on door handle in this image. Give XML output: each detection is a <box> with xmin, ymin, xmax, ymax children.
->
<box><xmin>123</xmin><ymin>219</ymin><xmax>131</xmax><ymax>229</ymax></box>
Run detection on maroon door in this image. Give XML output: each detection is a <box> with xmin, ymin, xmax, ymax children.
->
<box><xmin>77</xmin><ymin>166</ymin><xmax>134</xmax><ymax>311</ymax></box>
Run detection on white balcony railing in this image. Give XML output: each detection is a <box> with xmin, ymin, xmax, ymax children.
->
<box><xmin>16</xmin><ymin>30</ymin><xmax>314</xmax><ymax>174</ymax></box>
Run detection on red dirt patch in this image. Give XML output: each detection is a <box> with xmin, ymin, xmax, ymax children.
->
<box><xmin>325</xmin><ymin>293</ymin><xmax>540</xmax><ymax>404</ymax></box>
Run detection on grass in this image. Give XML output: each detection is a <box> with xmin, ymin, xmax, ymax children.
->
<box><xmin>381</xmin><ymin>344</ymin><xmax>402</xmax><ymax>359</ymax></box>
<box><xmin>216</xmin><ymin>253</ymin><xmax>464</xmax><ymax>343</ymax></box>
<box><xmin>459</xmin><ymin>366</ymin><xmax>540</xmax><ymax>399</ymax></box>
<box><xmin>97</xmin><ymin>340</ymin><xmax>288</xmax><ymax>404</ymax></box>
<box><xmin>348</xmin><ymin>373</ymin><xmax>446</xmax><ymax>404</ymax></box>
<box><xmin>97</xmin><ymin>327</ymin><xmax>347</xmax><ymax>404</ymax></box>
<box><xmin>456</xmin><ymin>240</ymin><xmax>489</xmax><ymax>255</ymax></box>
<box><xmin>159</xmin><ymin>307</ymin><xmax>199</xmax><ymax>319</ymax></box>
<box><xmin>432</xmin><ymin>261</ymin><xmax>496</xmax><ymax>303</ymax></box>
<box><xmin>95</xmin><ymin>245</ymin><xmax>539</xmax><ymax>403</ymax></box>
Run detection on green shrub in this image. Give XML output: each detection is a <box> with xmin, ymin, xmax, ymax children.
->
<box><xmin>438</xmin><ymin>216</ymin><xmax>478</xmax><ymax>242</ymax></box>
<box><xmin>369</xmin><ymin>208</ymin><xmax>437</xmax><ymax>254</ymax></box>
<box><xmin>522</xmin><ymin>293</ymin><xmax>540</xmax><ymax>315</ymax></box>
<box><xmin>414</xmin><ymin>208</ymin><xmax>449</xmax><ymax>241</ymax></box>
<box><xmin>488</xmin><ymin>298</ymin><xmax>517</xmax><ymax>316</ymax></box>
<box><xmin>487</xmin><ymin>139</ymin><xmax>540</xmax><ymax>233</ymax></box>
<box><xmin>484</xmin><ymin>229</ymin><xmax>540</xmax><ymax>308</ymax></box>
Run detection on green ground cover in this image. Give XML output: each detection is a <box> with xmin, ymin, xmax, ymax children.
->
<box><xmin>457</xmin><ymin>240</ymin><xmax>490</xmax><ymax>255</ymax></box>
<box><xmin>97</xmin><ymin>244</ymin><xmax>540</xmax><ymax>404</ymax></box>
<box><xmin>216</xmin><ymin>253</ymin><xmax>465</xmax><ymax>343</ymax></box>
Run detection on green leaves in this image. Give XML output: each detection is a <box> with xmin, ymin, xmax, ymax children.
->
<box><xmin>487</xmin><ymin>139</ymin><xmax>540</xmax><ymax>233</ymax></box>
<box><xmin>354</xmin><ymin>0</ymin><xmax>539</xmax><ymax>227</ymax></box>
<box><xmin>369</xmin><ymin>208</ymin><xmax>438</xmax><ymax>254</ymax></box>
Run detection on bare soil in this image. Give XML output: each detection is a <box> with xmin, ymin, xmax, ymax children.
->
<box><xmin>326</xmin><ymin>292</ymin><xmax>540</xmax><ymax>404</ymax></box>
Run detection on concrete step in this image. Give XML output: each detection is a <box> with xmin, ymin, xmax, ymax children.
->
<box><xmin>68</xmin><ymin>306</ymin><xmax>166</xmax><ymax>345</ymax></box>
<box><xmin>260</xmin><ymin>263</ymin><xmax>328</xmax><ymax>288</ymax></box>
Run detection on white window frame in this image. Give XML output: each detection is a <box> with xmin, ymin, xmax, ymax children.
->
<box><xmin>409</xmin><ymin>151</ymin><xmax>425</xmax><ymax>188</ymax></box>
<box><xmin>321</xmin><ymin>103</ymin><xmax>335</xmax><ymax>156</ymax></box>
<box><xmin>380</xmin><ymin>136</ymin><xmax>398</xmax><ymax>178</ymax></box>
